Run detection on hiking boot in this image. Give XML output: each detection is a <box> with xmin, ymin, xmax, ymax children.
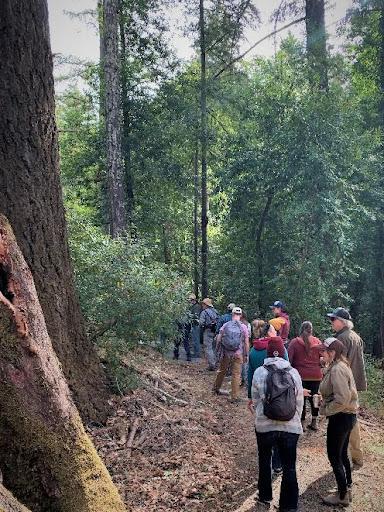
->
<box><xmin>322</xmin><ymin>491</ymin><xmax>349</xmax><ymax>507</ymax></box>
<box><xmin>256</xmin><ymin>494</ymin><xmax>272</xmax><ymax>505</ymax></box>
<box><xmin>272</xmin><ymin>467</ymin><xmax>283</xmax><ymax>478</ymax></box>
<box><xmin>229</xmin><ymin>397</ymin><xmax>242</xmax><ymax>404</ymax></box>
<box><xmin>206</xmin><ymin>366</ymin><xmax>216</xmax><ymax>371</ymax></box>
<box><xmin>187</xmin><ymin>356</ymin><xmax>192</xmax><ymax>362</ymax></box>
<box><xmin>352</xmin><ymin>460</ymin><xmax>363</xmax><ymax>470</ymax></box>
<box><xmin>308</xmin><ymin>417</ymin><xmax>319</xmax><ymax>431</ymax></box>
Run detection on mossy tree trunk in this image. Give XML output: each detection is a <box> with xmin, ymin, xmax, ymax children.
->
<box><xmin>0</xmin><ymin>215</ymin><xmax>125</xmax><ymax>512</ymax></box>
<box><xmin>0</xmin><ymin>0</ymin><xmax>110</xmax><ymax>421</ymax></box>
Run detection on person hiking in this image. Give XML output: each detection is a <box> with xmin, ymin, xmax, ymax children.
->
<box><xmin>319</xmin><ymin>337</ymin><xmax>358</xmax><ymax>507</ymax></box>
<box><xmin>213</xmin><ymin>307</ymin><xmax>249</xmax><ymax>402</ymax></box>
<box><xmin>215</xmin><ymin>302</ymin><xmax>236</xmax><ymax>334</ymax></box>
<box><xmin>247</xmin><ymin>322</ymin><xmax>289</xmax><ymax>476</ymax></box>
<box><xmin>240</xmin><ymin>310</ymin><xmax>251</xmax><ymax>386</ymax></box>
<box><xmin>187</xmin><ymin>293</ymin><xmax>202</xmax><ymax>358</ymax></box>
<box><xmin>250</xmin><ymin>337</ymin><xmax>304</xmax><ymax>512</ymax></box>
<box><xmin>327</xmin><ymin>307</ymin><xmax>367</xmax><ymax>468</ymax></box>
<box><xmin>199</xmin><ymin>298</ymin><xmax>219</xmax><ymax>371</ymax></box>
<box><xmin>173</xmin><ymin>313</ymin><xmax>192</xmax><ymax>362</ymax></box>
<box><xmin>288</xmin><ymin>321</ymin><xmax>322</xmax><ymax>431</ymax></box>
<box><xmin>270</xmin><ymin>301</ymin><xmax>290</xmax><ymax>345</ymax></box>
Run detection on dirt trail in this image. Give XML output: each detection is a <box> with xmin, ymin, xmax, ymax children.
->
<box><xmin>90</xmin><ymin>350</ymin><xmax>384</xmax><ymax>511</ymax></box>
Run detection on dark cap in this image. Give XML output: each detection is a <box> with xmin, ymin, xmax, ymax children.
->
<box><xmin>269</xmin><ymin>300</ymin><xmax>285</xmax><ymax>310</ymax></box>
<box><xmin>326</xmin><ymin>307</ymin><xmax>352</xmax><ymax>321</ymax></box>
<box><xmin>267</xmin><ymin>337</ymin><xmax>285</xmax><ymax>358</ymax></box>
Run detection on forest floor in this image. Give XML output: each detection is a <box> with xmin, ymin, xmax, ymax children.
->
<box><xmin>89</xmin><ymin>349</ymin><xmax>384</xmax><ymax>512</ymax></box>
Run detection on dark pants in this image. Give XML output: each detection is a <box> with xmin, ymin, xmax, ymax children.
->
<box><xmin>301</xmin><ymin>380</ymin><xmax>320</xmax><ymax>420</ymax></box>
<box><xmin>173</xmin><ymin>324</ymin><xmax>191</xmax><ymax>360</ymax></box>
<box><xmin>327</xmin><ymin>413</ymin><xmax>356</xmax><ymax>498</ymax></box>
<box><xmin>256</xmin><ymin>430</ymin><xmax>299</xmax><ymax>510</ymax></box>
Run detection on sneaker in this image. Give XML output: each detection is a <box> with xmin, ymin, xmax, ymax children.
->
<box><xmin>272</xmin><ymin>467</ymin><xmax>283</xmax><ymax>476</ymax></box>
<box><xmin>322</xmin><ymin>491</ymin><xmax>349</xmax><ymax>507</ymax></box>
<box><xmin>352</xmin><ymin>460</ymin><xmax>363</xmax><ymax>470</ymax></box>
<box><xmin>230</xmin><ymin>397</ymin><xmax>242</xmax><ymax>404</ymax></box>
<box><xmin>256</xmin><ymin>495</ymin><xmax>272</xmax><ymax>505</ymax></box>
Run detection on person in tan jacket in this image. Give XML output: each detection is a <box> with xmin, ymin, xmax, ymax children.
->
<box><xmin>319</xmin><ymin>337</ymin><xmax>358</xmax><ymax>507</ymax></box>
<box><xmin>327</xmin><ymin>307</ymin><xmax>366</xmax><ymax>468</ymax></box>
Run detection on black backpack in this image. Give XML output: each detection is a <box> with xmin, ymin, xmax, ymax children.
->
<box><xmin>263</xmin><ymin>364</ymin><xmax>297</xmax><ymax>421</ymax></box>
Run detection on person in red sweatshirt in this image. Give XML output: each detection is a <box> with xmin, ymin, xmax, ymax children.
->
<box><xmin>288</xmin><ymin>321</ymin><xmax>322</xmax><ymax>431</ymax></box>
<box><xmin>269</xmin><ymin>300</ymin><xmax>290</xmax><ymax>344</ymax></box>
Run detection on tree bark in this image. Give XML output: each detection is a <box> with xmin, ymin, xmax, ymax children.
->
<box><xmin>193</xmin><ymin>144</ymin><xmax>200</xmax><ymax>299</ymax></box>
<box><xmin>305</xmin><ymin>0</ymin><xmax>328</xmax><ymax>91</ymax></box>
<box><xmin>103</xmin><ymin>0</ymin><xmax>127</xmax><ymax>237</ymax></box>
<box><xmin>119</xmin><ymin>4</ymin><xmax>134</xmax><ymax>230</ymax></box>
<box><xmin>0</xmin><ymin>483</ymin><xmax>31</xmax><ymax>512</ymax></box>
<box><xmin>0</xmin><ymin>215</ymin><xmax>125</xmax><ymax>512</ymax></box>
<box><xmin>374</xmin><ymin>5</ymin><xmax>384</xmax><ymax>357</ymax></box>
<box><xmin>199</xmin><ymin>0</ymin><xmax>209</xmax><ymax>298</ymax></box>
<box><xmin>0</xmin><ymin>0</ymin><xmax>109</xmax><ymax>421</ymax></box>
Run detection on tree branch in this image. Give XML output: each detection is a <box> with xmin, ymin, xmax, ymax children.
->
<box><xmin>213</xmin><ymin>16</ymin><xmax>306</xmax><ymax>79</ymax></box>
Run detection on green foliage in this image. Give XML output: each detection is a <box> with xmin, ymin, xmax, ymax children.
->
<box><xmin>359</xmin><ymin>356</ymin><xmax>384</xmax><ymax>417</ymax></box>
<box><xmin>67</xmin><ymin>208</ymin><xmax>188</xmax><ymax>388</ymax></box>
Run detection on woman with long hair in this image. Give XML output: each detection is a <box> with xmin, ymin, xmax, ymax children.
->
<box><xmin>288</xmin><ymin>321</ymin><xmax>322</xmax><ymax>430</ymax></box>
<box><xmin>319</xmin><ymin>337</ymin><xmax>358</xmax><ymax>507</ymax></box>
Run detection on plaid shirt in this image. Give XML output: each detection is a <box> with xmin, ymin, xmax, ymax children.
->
<box><xmin>251</xmin><ymin>357</ymin><xmax>304</xmax><ymax>434</ymax></box>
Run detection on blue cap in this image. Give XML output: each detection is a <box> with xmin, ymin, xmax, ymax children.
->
<box><xmin>270</xmin><ymin>300</ymin><xmax>285</xmax><ymax>309</ymax></box>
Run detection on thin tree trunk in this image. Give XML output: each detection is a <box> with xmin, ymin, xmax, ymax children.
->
<box><xmin>305</xmin><ymin>0</ymin><xmax>328</xmax><ymax>91</ymax></box>
<box><xmin>0</xmin><ymin>215</ymin><xmax>125</xmax><ymax>512</ymax></box>
<box><xmin>193</xmin><ymin>144</ymin><xmax>200</xmax><ymax>298</ymax></box>
<box><xmin>375</xmin><ymin>5</ymin><xmax>384</xmax><ymax>357</ymax></box>
<box><xmin>199</xmin><ymin>0</ymin><xmax>209</xmax><ymax>298</ymax></box>
<box><xmin>103</xmin><ymin>0</ymin><xmax>127</xmax><ymax>237</ymax></box>
<box><xmin>254</xmin><ymin>193</ymin><xmax>273</xmax><ymax>314</ymax></box>
<box><xmin>119</xmin><ymin>5</ymin><xmax>134</xmax><ymax>229</ymax></box>
<box><xmin>0</xmin><ymin>0</ymin><xmax>110</xmax><ymax>421</ymax></box>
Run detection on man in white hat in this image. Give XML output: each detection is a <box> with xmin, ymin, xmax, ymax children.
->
<box><xmin>199</xmin><ymin>298</ymin><xmax>219</xmax><ymax>370</ymax></box>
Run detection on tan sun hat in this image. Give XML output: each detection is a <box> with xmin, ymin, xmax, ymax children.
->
<box><xmin>188</xmin><ymin>293</ymin><xmax>197</xmax><ymax>300</ymax></box>
<box><xmin>202</xmin><ymin>297</ymin><xmax>213</xmax><ymax>307</ymax></box>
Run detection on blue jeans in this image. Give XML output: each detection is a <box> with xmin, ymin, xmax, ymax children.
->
<box><xmin>256</xmin><ymin>430</ymin><xmax>299</xmax><ymax>511</ymax></box>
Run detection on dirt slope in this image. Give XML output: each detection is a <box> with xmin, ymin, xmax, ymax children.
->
<box><xmin>89</xmin><ymin>350</ymin><xmax>384</xmax><ymax>511</ymax></box>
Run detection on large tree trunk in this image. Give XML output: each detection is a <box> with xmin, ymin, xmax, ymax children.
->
<box><xmin>103</xmin><ymin>0</ymin><xmax>127</xmax><ymax>237</ymax></box>
<box><xmin>305</xmin><ymin>0</ymin><xmax>328</xmax><ymax>91</ymax></box>
<box><xmin>0</xmin><ymin>216</ymin><xmax>125</xmax><ymax>512</ymax></box>
<box><xmin>199</xmin><ymin>0</ymin><xmax>209</xmax><ymax>297</ymax></box>
<box><xmin>0</xmin><ymin>484</ymin><xmax>31</xmax><ymax>512</ymax></box>
<box><xmin>0</xmin><ymin>0</ymin><xmax>109</xmax><ymax>421</ymax></box>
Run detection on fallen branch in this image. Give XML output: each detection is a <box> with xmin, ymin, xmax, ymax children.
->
<box><xmin>126</xmin><ymin>418</ymin><xmax>140</xmax><ymax>458</ymax></box>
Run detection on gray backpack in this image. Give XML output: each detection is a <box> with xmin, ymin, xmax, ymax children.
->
<box><xmin>263</xmin><ymin>364</ymin><xmax>297</xmax><ymax>421</ymax></box>
<box><xmin>221</xmin><ymin>320</ymin><xmax>244</xmax><ymax>352</ymax></box>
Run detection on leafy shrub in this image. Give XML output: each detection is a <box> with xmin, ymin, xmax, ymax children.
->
<box><xmin>67</xmin><ymin>208</ymin><xmax>188</xmax><ymax>391</ymax></box>
<box><xmin>360</xmin><ymin>355</ymin><xmax>384</xmax><ymax>417</ymax></box>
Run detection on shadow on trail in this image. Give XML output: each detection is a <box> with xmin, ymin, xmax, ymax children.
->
<box><xmin>299</xmin><ymin>470</ymin><xmax>335</xmax><ymax>511</ymax></box>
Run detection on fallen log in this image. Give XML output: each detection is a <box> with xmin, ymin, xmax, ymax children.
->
<box><xmin>0</xmin><ymin>215</ymin><xmax>125</xmax><ymax>511</ymax></box>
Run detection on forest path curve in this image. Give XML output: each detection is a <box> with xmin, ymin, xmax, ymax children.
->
<box><xmin>90</xmin><ymin>350</ymin><xmax>384</xmax><ymax>512</ymax></box>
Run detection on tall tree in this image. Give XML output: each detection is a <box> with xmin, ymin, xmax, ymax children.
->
<box><xmin>102</xmin><ymin>0</ymin><xmax>127</xmax><ymax>237</ymax></box>
<box><xmin>0</xmin><ymin>216</ymin><xmax>125</xmax><ymax>512</ymax></box>
<box><xmin>305</xmin><ymin>0</ymin><xmax>328</xmax><ymax>90</ymax></box>
<box><xmin>199</xmin><ymin>0</ymin><xmax>209</xmax><ymax>297</ymax></box>
<box><xmin>0</xmin><ymin>0</ymin><xmax>109</xmax><ymax>420</ymax></box>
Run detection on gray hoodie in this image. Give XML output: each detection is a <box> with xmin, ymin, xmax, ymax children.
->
<box><xmin>251</xmin><ymin>357</ymin><xmax>304</xmax><ymax>435</ymax></box>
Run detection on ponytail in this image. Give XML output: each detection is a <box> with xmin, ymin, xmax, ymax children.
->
<box><xmin>300</xmin><ymin>321</ymin><xmax>313</xmax><ymax>355</ymax></box>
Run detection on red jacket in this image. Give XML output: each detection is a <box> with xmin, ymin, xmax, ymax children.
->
<box><xmin>288</xmin><ymin>335</ymin><xmax>322</xmax><ymax>381</ymax></box>
<box><xmin>279</xmin><ymin>312</ymin><xmax>290</xmax><ymax>342</ymax></box>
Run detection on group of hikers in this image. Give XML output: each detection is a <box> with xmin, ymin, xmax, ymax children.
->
<box><xmin>174</xmin><ymin>296</ymin><xmax>367</xmax><ymax>511</ymax></box>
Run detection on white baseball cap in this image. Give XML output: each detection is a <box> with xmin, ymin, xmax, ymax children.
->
<box><xmin>232</xmin><ymin>307</ymin><xmax>242</xmax><ymax>315</ymax></box>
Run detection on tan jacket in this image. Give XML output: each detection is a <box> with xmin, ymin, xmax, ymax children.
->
<box><xmin>336</xmin><ymin>327</ymin><xmax>367</xmax><ymax>391</ymax></box>
<box><xmin>319</xmin><ymin>360</ymin><xmax>358</xmax><ymax>417</ymax></box>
